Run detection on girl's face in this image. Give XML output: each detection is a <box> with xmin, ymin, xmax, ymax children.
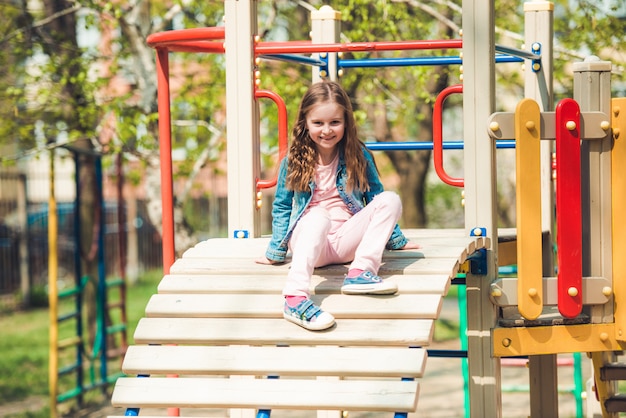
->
<box><xmin>305</xmin><ymin>101</ymin><xmax>345</xmax><ymax>157</ymax></box>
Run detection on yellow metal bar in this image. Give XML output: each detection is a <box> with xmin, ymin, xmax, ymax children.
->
<box><xmin>48</xmin><ymin>149</ymin><xmax>59</xmax><ymax>418</ymax></box>
<box><xmin>612</xmin><ymin>97</ymin><xmax>626</xmax><ymax>342</ymax></box>
<box><xmin>590</xmin><ymin>351</ymin><xmax>615</xmax><ymax>418</ymax></box>
<box><xmin>493</xmin><ymin>323</ymin><xmax>625</xmax><ymax>357</ymax></box>
<box><xmin>515</xmin><ymin>98</ymin><xmax>544</xmax><ymax>320</ymax></box>
<box><xmin>58</xmin><ymin>336</ymin><xmax>82</xmax><ymax>350</ymax></box>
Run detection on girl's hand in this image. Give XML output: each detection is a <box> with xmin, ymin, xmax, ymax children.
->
<box><xmin>400</xmin><ymin>241</ymin><xmax>422</xmax><ymax>250</ymax></box>
<box><xmin>255</xmin><ymin>256</ymin><xmax>280</xmax><ymax>265</ymax></box>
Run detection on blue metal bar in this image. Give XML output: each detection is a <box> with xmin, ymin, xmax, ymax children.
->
<box><xmin>496</xmin><ymin>54</ymin><xmax>525</xmax><ymax>64</ymax></box>
<box><xmin>338</xmin><ymin>55</ymin><xmax>522</xmax><ymax>69</ymax></box>
<box><xmin>428</xmin><ymin>349</ymin><xmax>468</xmax><ymax>358</ymax></box>
<box><xmin>495</xmin><ymin>44</ymin><xmax>540</xmax><ymax>60</ymax></box>
<box><xmin>261</xmin><ymin>54</ymin><xmax>326</xmax><ymax>67</ymax></box>
<box><xmin>340</xmin><ymin>56</ymin><xmax>463</xmax><ymax>68</ymax></box>
<box><xmin>256</xmin><ymin>375</ymin><xmax>279</xmax><ymax>418</ymax></box>
<box><xmin>451</xmin><ymin>276</ymin><xmax>466</xmax><ymax>285</ymax></box>
<box><xmin>364</xmin><ymin>140</ymin><xmax>515</xmax><ymax>151</ymax></box>
<box><xmin>72</xmin><ymin>152</ymin><xmax>84</xmax><ymax>405</ymax></box>
<box><xmin>96</xmin><ymin>157</ymin><xmax>109</xmax><ymax>389</ymax></box>
<box><xmin>123</xmin><ymin>375</ymin><xmax>149</xmax><ymax>416</ymax></box>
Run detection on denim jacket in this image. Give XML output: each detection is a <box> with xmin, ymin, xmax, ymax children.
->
<box><xmin>265</xmin><ymin>148</ymin><xmax>409</xmax><ymax>262</ymax></box>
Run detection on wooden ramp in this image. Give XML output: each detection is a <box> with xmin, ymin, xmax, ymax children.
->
<box><xmin>109</xmin><ymin>228</ymin><xmax>489</xmax><ymax>417</ymax></box>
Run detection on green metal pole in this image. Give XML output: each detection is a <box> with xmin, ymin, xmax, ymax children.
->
<box><xmin>458</xmin><ymin>283</ymin><xmax>470</xmax><ymax>418</ymax></box>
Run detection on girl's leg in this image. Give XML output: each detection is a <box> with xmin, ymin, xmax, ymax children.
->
<box><xmin>282</xmin><ymin>207</ymin><xmax>332</xmax><ymax>297</ymax></box>
<box><xmin>282</xmin><ymin>207</ymin><xmax>335</xmax><ymax>331</ymax></box>
<box><xmin>330</xmin><ymin>191</ymin><xmax>402</xmax><ymax>273</ymax></box>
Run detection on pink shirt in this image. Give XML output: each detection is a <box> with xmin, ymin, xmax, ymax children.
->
<box><xmin>306</xmin><ymin>154</ymin><xmax>352</xmax><ymax>233</ymax></box>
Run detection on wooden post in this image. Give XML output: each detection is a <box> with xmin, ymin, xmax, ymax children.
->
<box><xmin>523</xmin><ymin>3</ymin><xmax>558</xmax><ymax>416</ymax></box>
<box><xmin>225</xmin><ymin>0</ymin><xmax>261</xmax><ymax>238</ymax></box>
<box><xmin>311</xmin><ymin>6</ymin><xmax>341</xmax><ymax>82</ymax></box>
<box><xmin>462</xmin><ymin>0</ymin><xmax>501</xmax><ymax>416</ymax></box>
<box><xmin>575</xmin><ymin>56</ymin><xmax>615</xmax><ymax>418</ymax></box>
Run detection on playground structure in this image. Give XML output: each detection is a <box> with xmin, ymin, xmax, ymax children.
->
<box><xmin>107</xmin><ymin>1</ymin><xmax>626</xmax><ymax>417</ymax></box>
<box><xmin>47</xmin><ymin>151</ymin><xmax>129</xmax><ymax>417</ymax></box>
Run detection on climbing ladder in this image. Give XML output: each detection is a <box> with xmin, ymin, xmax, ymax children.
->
<box><xmin>108</xmin><ymin>229</ymin><xmax>489</xmax><ymax>416</ymax></box>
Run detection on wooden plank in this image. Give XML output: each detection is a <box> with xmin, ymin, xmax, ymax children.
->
<box><xmin>121</xmin><ymin>345</ymin><xmax>427</xmax><ymax>377</ymax></box>
<box><xmin>111</xmin><ymin>377</ymin><xmax>419</xmax><ymax>412</ymax></box>
<box><xmin>144</xmin><ymin>293</ymin><xmax>442</xmax><ymax>319</ymax></box>
<box><xmin>157</xmin><ymin>273</ymin><xmax>451</xmax><ymax>296</ymax></box>
<box><xmin>133</xmin><ymin>317</ymin><xmax>434</xmax><ymax>347</ymax></box>
<box><xmin>170</xmin><ymin>256</ymin><xmax>466</xmax><ymax>278</ymax></box>
<box><xmin>181</xmin><ymin>235</ymin><xmax>488</xmax><ymax>261</ymax></box>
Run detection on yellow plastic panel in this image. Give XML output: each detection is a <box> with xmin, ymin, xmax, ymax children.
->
<box><xmin>612</xmin><ymin>98</ymin><xmax>626</xmax><ymax>341</ymax></box>
<box><xmin>515</xmin><ymin>98</ymin><xmax>543</xmax><ymax>320</ymax></box>
<box><xmin>493</xmin><ymin>323</ymin><xmax>625</xmax><ymax>357</ymax></box>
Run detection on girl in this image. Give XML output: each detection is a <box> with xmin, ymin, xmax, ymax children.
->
<box><xmin>257</xmin><ymin>81</ymin><xmax>419</xmax><ymax>331</ymax></box>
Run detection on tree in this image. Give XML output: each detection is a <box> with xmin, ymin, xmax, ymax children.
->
<box><xmin>1</xmin><ymin>0</ymin><xmax>626</xmax><ymax>251</ymax></box>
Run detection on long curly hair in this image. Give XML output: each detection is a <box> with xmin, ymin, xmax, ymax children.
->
<box><xmin>286</xmin><ymin>81</ymin><xmax>373</xmax><ymax>192</ymax></box>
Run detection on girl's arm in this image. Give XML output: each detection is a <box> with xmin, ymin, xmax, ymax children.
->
<box><xmin>263</xmin><ymin>158</ymin><xmax>293</xmax><ymax>263</ymax></box>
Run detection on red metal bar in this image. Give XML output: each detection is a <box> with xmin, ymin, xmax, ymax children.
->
<box><xmin>255</xmin><ymin>89</ymin><xmax>289</xmax><ymax>190</ymax></box>
<box><xmin>156</xmin><ymin>47</ymin><xmax>180</xmax><ymax>418</ymax></box>
<box><xmin>433</xmin><ymin>84</ymin><xmax>464</xmax><ymax>187</ymax></box>
<box><xmin>555</xmin><ymin>98</ymin><xmax>582</xmax><ymax>319</ymax></box>
<box><xmin>150</xmin><ymin>42</ymin><xmax>225</xmax><ymax>54</ymax></box>
<box><xmin>146</xmin><ymin>27</ymin><xmax>460</xmax><ymax>55</ymax></box>
<box><xmin>256</xmin><ymin>39</ymin><xmax>462</xmax><ymax>55</ymax></box>
<box><xmin>147</xmin><ymin>27</ymin><xmax>225</xmax><ymax>46</ymax></box>
<box><xmin>156</xmin><ymin>47</ymin><xmax>176</xmax><ymax>275</ymax></box>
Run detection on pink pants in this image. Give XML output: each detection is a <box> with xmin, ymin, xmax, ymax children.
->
<box><xmin>283</xmin><ymin>191</ymin><xmax>402</xmax><ymax>297</ymax></box>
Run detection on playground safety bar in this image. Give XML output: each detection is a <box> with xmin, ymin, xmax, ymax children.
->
<box><xmin>339</xmin><ymin>55</ymin><xmax>522</xmax><ymax>68</ymax></box>
<box><xmin>255</xmin><ymin>90</ymin><xmax>288</xmax><ymax>190</ymax></box>
<box><xmin>495</xmin><ymin>44</ymin><xmax>541</xmax><ymax>61</ymax></box>
<box><xmin>365</xmin><ymin>140</ymin><xmax>515</xmax><ymax>151</ymax></box>
<box><xmin>262</xmin><ymin>54</ymin><xmax>326</xmax><ymax>67</ymax></box>
<box><xmin>147</xmin><ymin>26</ymin><xmax>225</xmax><ymax>44</ymax></box>
<box><xmin>256</xmin><ymin>39</ymin><xmax>462</xmax><ymax>55</ymax></box>
<box><xmin>433</xmin><ymin>84</ymin><xmax>464</xmax><ymax>187</ymax></box>
<box><xmin>155</xmin><ymin>47</ymin><xmax>175</xmax><ymax>273</ymax></box>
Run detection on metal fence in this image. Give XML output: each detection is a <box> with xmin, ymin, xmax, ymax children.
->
<box><xmin>0</xmin><ymin>185</ymin><xmax>162</xmax><ymax>307</ymax></box>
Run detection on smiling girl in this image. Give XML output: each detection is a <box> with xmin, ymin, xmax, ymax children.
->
<box><xmin>257</xmin><ymin>81</ymin><xmax>419</xmax><ymax>331</ymax></box>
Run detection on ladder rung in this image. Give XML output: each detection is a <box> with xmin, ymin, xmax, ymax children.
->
<box><xmin>605</xmin><ymin>394</ymin><xmax>626</xmax><ymax>413</ymax></box>
<box><xmin>600</xmin><ymin>363</ymin><xmax>626</xmax><ymax>381</ymax></box>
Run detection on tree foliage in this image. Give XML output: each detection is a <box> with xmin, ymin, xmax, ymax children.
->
<box><xmin>1</xmin><ymin>0</ymin><xmax>625</xmax><ymax>245</ymax></box>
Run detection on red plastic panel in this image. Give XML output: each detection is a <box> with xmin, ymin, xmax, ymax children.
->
<box><xmin>556</xmin><ymin>98</ymin><xmax>582</xmax><ymax>318</ymax></box>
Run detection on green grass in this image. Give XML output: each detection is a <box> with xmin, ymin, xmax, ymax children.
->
<box><xmin>0</xmin><ymin>270</ymin><xmax>163</xmax><ymax>417</ymax></box>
